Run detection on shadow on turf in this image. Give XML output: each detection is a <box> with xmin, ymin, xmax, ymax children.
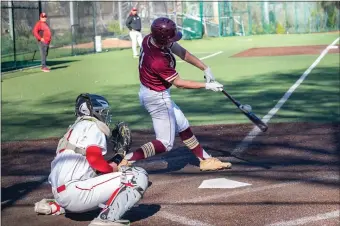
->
<box><xmin>3</xmin><ymin>66</ymin><xmax>340</xmax><ymax>141</ymax></box>
<box><xmin>1</xmin><ymin>59</ymin><xmax>79</xmax><ymax>80</ymax></box>
<box><xmin>50</xmin><ymin>65</ymin><xmax>69</xmax><ymax>70</ymax></box>
<box><xmin>65</xmin><ymin>204</ymin><xmax>161</xmax><ymax>222</ymax></box>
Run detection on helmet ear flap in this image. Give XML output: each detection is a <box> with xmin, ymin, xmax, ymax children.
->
<box><xmin>75</xmin><ymin>93</ymin><xmax>94</xmax><ymax>117</ymax></box>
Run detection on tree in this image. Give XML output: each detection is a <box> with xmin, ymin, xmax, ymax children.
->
<box><xmin>320</xmin><ymin>1</ymin><xmax>339</xmax><ymax>29</ymax></box>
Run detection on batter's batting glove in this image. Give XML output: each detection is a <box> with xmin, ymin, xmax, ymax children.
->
<box><xmin>205</xmin><ymin>81</ymin><xmax>223</xmax><ymax>92</ymax></box>
<box><xmin>204</xmin><ymin>67</ymin><xmax>215</xmax><ymax>83</ymax></box>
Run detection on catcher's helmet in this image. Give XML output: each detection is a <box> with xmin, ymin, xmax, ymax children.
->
<box><xmin>75</xmin><ymin>93</ymin><xmax>112</xmax><ymax>125</ymax></box>
<box><xmin>151</xmin><ymin>17</ymin><xmax>182</xmax><ymax>46</ymax></box>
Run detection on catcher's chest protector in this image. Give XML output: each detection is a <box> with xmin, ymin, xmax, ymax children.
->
<box><xmin>56</xmin><ymin>116</ymin><xmax>110</xmax><ymax>155</ymax></box>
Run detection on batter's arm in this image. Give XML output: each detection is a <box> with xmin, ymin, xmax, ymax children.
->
<box><xmin>170</xmin><ymin>42</ymin><xmax>208</xmax><ymax>70</ymax></box>
<box><xmin>171</xmin><ymin>75</ymin><xmax>206</xmax><ymax>89</ymax></box>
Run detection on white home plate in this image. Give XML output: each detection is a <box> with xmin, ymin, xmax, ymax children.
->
<box><xmin>198</xmin><ymin>178</ymin><xmax>251</xmax><ymax>189</ymax></box>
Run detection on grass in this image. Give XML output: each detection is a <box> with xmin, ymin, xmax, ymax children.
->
<box><xmin>1</xmin><ymin>33</ymin><xmax>339</xmax><ymax>141</ymax></box>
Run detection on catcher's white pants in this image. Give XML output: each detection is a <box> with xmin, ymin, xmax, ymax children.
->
<box><xmin>129</xmin><ymin>30</ymin><xmax>143</xmax><ymax>57</ymax></box>
<box><xmin>52</xmin><ymin>172</ymin><xmax>131</xmax><ymax>213</ymax></box>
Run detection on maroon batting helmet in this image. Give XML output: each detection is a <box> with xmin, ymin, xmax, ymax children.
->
<box><xmin>151</xmin><ymin>17</ymin><xmax>182</xmax><ymax>46</ymax></box>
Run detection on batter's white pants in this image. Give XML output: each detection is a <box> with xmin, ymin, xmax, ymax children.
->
<box><xmin>52</xmin><ymin>172</ymin><xmax>131</xmax><ymax>213</ymax></box>
<box><xmin>139</xmin><ymin>84</ymin><xmax>190</xmax><ymax>152</ymax></box>
<box><xmin>129</xmin><ymin>30</ymin><xmax>143</xmax><ymax>57</ymax></box>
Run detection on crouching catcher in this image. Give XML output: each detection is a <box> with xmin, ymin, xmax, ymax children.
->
<box><xmin>34</xmin><ymin>93</ymin><xmax>148</xmax><ymax>226</ymax></box>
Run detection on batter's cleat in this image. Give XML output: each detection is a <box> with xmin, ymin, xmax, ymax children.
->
<box><xmin>118</xmin><ymin>159</ymin><xmax>134</xmax><ymax>169</ymax></box>
<box><xmin>34</xmin><ymin>198</ymin><xmax>65</xmax><ymax>215</ymax></box>
<box><xmin>199</xmin><ymin>157</ymin><xmax>232</xmax><ymax>171</ymax></box>
<box><xmin>88</xmin><ymin>218</ymin><xmax>130</xmax><ymax>226</ymax></box>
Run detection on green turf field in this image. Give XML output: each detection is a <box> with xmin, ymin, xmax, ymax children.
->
<box><xmin>1</xmin><ymin>33</ymin><xmax>339</xmax><ymax>141</ymax></box>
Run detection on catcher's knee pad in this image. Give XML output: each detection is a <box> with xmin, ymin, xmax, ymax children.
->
<box><xmin>98</xmin><ymin>167</ymin><xmax>148</xmax><ymax>222</ymax></box>
<box><xmin>124</xmin><ymin>166</ymin><xmax>149</xmax><ymax>192</ymax></box>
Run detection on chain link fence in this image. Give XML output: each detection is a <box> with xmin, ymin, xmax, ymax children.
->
<box><xmin>1</xmin><ymin>1</ymin><xmax>40</xmax><ymax>71</ymax></box>
<box><xmin>2</xmin><ymin>1</ymin><xmax>339</xmax><ymax>72</ymax></box>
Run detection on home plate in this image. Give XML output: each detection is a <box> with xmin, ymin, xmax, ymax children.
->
<box><xmin>198</xmin><ymin>178</ymin><xmax>251</xmax><ymax>189</ymax></box>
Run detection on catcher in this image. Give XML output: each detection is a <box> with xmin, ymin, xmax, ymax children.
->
<box><xmin>34</xmin><ymin>93</ymin><xmax>147</xmax><ymax>226</ymax></box>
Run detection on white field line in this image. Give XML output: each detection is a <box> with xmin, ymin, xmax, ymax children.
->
<box><xmin>175</xmin><ymin>181</ymin><xmax>299</xmax><ymax>204</ymax></box>
<box><xmin>157</xmin><ymin>211</ymin><xmax>215</xmax><ymax>226</ymax></box>
<box><xmin>232</xmin><ymin>37</ymin><xmax>340</xmax><ymax>156</ymax></box>
<box><xmin>266</xmin><ymin>210</ymin><xmax>340</xmax><ymax>226</ymax></box>
<box><xmin>193</xmin><ymin>51</ymin><xmax>221</xmax><ymax>54</ymax></box>
<box><xmin>177</xmin><ymin>51</ymin><xmax>223</xmax><ymax>63</ymax></box>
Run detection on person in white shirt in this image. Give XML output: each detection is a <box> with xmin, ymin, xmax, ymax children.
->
<box><xmin>34</xmin><ymin>93</ymin><xmax>148</xmax><ymax>226</ymax></box>
<box><xmin>125</xmin><ymin>7</ymin><xmax>143</xmax><ymax>58</ymax></box>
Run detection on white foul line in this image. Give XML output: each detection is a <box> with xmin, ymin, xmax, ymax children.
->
<box><xmin>199</xmin><ymin>51</ymin><xmax>223</xmax><ymax>60</ymax></box>
<box><xmin>266</xmin><ymin>210</ymin><xmax>340</xmax><ymax>226</ymax></box>
<box><xmin>232</xmin><ymin>37</ymin><xmax>340</xmax><ymax>156</ymax></box>
<box><xmin>157</xmin><ymin>211</ymin><xmax>215</xmax><ymax>226</ymax></box>
<box><xmin>177</xmin><ymin>51</ymin><xmax>223</xmax><ymax>63</ymax></box>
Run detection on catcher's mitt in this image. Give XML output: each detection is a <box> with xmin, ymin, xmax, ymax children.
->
<box><xmin>110</xmin><ymin>121</ymin><xmax>132</xmax><ymax>158</ymax></box>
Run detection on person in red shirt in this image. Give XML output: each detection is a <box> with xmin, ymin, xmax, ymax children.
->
<box><xmin>32</xmin><ymin>12</ymin><xmax>52</xmax><ymax>72</ymax></box>
<box><xmin>119</xmin><ymin>17</ymin><xmax>232</xmax><ymax>171</ymax></box>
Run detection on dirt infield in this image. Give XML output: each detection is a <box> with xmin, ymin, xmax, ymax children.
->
<box><xmin>233</xmin><ymin>45</ymin><xmax>340</xmax><ymax>57</ymax></box>
<box><xmin>1</xmin><ymin>122</ymin><xmax>340</xmax><ymax>226</ymax></box>
<box><xmin>61</xmin><ymin>38</ymin><xmax>132</xmax><ymax>50</ymax></box>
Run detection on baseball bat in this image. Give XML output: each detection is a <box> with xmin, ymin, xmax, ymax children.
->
<box><xmin>221</xmin><ymin>89</ymin><xmax>268</xmax><ymax>132</ymax></box>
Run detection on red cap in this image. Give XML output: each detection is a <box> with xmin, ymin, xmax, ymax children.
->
<box><xmin>40</xmin><ymin>12</ymin><xmax>47</xmax><ymax>18</ymax></box>
<box><xmin>131</xmin><ymin>7</ymin><xmax>137</xmax><ymax>11</ymax></box>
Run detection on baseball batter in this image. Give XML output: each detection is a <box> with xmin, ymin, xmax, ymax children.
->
<box><xmin>34</xmin><ymin>93</ymin><xmax>148</xmax><ymax>226</ymax></box>
<box><xmin>121</xmin><ymin>17</ymin><xmax>232</xmax><ymax>171</ymax></box>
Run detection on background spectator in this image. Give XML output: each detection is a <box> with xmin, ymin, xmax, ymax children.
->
<box><xmin>32</xmin><ymin>12</ymin><xmax>52</xmax><ymax>72</ymax></box>
<box><xmin>125</xmin><ymin>7</ymin><xmax>143</xmax><ymax>58</ymax></box>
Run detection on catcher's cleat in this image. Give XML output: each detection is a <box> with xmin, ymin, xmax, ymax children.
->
<box><xmin>89</xmin><ymin>218</ymin><xmax>130</xmax><ymax>226</ymax></box>
<box><xmin>34</xmin><ymin>198</ymin><xmax>65</xmax><ymax>215</ymax></box>
<box><xmin>199</xmin><ymin>157</ymin><xmax>232</xmax><ymax>171</ymax></box>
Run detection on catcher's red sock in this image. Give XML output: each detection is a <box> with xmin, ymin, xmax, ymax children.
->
<box><xmin>179</xmin><ymin>127</ymin><xmax>207</xmax><ymax>160</ymax></box>
<box><xmin>128</xmin><ymin>140</ymin><xmax>166</xmax><ymax>161</ymax></box>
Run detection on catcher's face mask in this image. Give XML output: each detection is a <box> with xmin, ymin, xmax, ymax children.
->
<box><xmin>93</xmin><ymin>107</ymin><xmax>112</xmax><ymax>126</ymax></box>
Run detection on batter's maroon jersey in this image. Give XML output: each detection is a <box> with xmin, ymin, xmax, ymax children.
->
<box><xmin>139</xmin><ymin>34</ymin><xmax>178</xmax><ymax>91</ymax></box>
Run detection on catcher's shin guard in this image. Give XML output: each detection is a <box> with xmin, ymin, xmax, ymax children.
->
<box><xmin>95</xmin><ymin>167</ymin><xmax>148</xmax><ymax>222</ymax></box>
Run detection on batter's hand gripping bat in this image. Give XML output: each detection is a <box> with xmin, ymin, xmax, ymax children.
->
<box><xmin>221</xmin><ymin>89</ymin><xmax>268</xmax><ymax>132</ymax></box>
